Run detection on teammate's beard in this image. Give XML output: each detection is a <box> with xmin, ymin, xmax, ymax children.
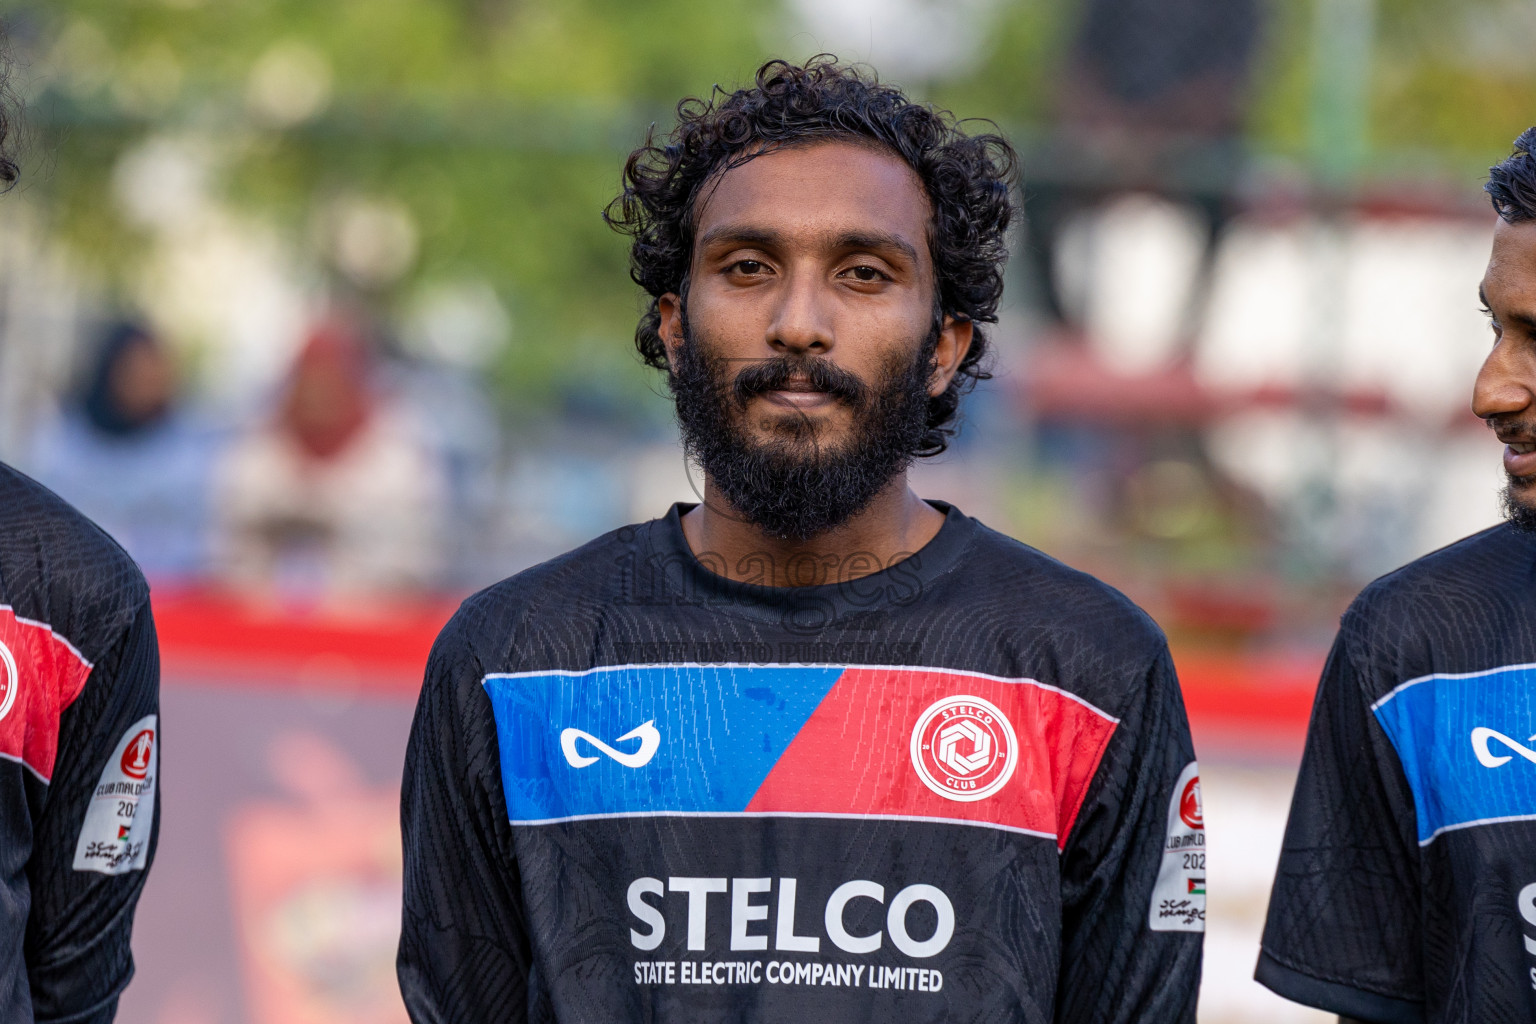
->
<box><xmin>1488</xmin><ymin>414</ymin><xmax>1536</xmax><ymax>534</ymax></box>
<box><xmin>1502</xmin><ymin>480</ymin><xmax>1536</xmax><ymax>534</ymax></box>
<box><xmin>669</xmin><ymin>314</ymin><xmax>938</xmax><ymax>542</ymax></box>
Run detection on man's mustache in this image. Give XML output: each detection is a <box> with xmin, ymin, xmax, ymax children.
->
<box><xmin>1484</xmin><ymin>413</ymin><xmax>1536</xmax><ymax>446</ymax></box>
<box><xmin>731</xmin><ymin>357</ymin><xmax>870</xmax><ymax>409</ymax></box>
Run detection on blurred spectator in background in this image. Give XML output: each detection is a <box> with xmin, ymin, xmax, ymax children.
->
<box><xmin>213</xmin><ymin>315</ymin><xmax>448</xmax><ymax>602</ymax></box>
<box><xmin>27</xmin><ymin>319</ymin><xmax>218</xmax><ymax>582</ymax></box>
<box><xmin>1025</xmin><ymin>0</ymin><xmax>1264</xmax><ymax>343</ymax></box>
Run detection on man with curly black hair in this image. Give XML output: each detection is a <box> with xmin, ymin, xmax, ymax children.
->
<box><xmin>400</xmin><ymin>57</ymin><xmax>1203</xmax><ymax>1023</ymax></box>
<box><xmin>1257</xmin><ymin>128</ymin><xmax>1536</xmax><ymax>1024</ymax></box>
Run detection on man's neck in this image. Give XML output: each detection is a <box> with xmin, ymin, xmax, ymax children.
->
<box><xmin>678</xmin><ymin>473</ymin><xmax>946</xmax><ymax>587</ymax></box>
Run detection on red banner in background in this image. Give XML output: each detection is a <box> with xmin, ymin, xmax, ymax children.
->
<box><xmin>152</xmin><ymin>588</ymin><xmax>1323</xmax><ymax>750</ymax></box>
<box><xmin>1173</xmin><ymin>649</ymin><xmax>1321</xmax><ymax>759</ymax></box>
<box><xmin>152</xmin><ymin>589</ymin><xmax>456</xmax><ymax>694</ymax></box>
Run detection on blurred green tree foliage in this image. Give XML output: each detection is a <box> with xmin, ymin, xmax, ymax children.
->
<box><xmin>8</xmin><ymin>0</ymin><xmax>795</xmax><ymax>412</ymax></box>
<box><xmin>4</xmin><ymin>0</ymin><xmax>1536</xmax><ymax>412</ymax></box>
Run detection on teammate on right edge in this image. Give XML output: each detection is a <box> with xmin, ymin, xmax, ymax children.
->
<box><xmin>1257</xmin><ymin>128</ymin><xmax>1536</xmax><ymax>1023</ymax></box>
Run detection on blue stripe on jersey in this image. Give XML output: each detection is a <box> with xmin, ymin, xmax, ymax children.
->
<box><xmin>1371</xmin><ymin>662</ymin><xmax>1536</xmax><ymax>844</ymax></box>
<box><xmin>482</xmin><ymin>664</ymin><xmax>844</xmax><ymax>824</ymax></box>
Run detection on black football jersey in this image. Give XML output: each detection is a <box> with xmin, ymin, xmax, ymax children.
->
<box><xmin>0</xmin><ymin>463</ymin><xmax>160</xmax><ymax>1023</ymax></box>
<box><xmin>1260</xmin><ymin>523</ymin><xmax>1536</xmax><ymax>1023</ymax></box>
<box><xmin>398</xmin><ymin>502</ymin><xmax>1205</xmax><ymax>1023</ymax></box>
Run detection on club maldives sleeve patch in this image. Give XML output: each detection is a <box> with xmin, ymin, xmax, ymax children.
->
<box><xmin>1148</xmin><ymin>760</ymin><xmax>1205</xmax><ymax>932</ymax></box>
<box><xmin>72</xmin><ymin>714</ymin><xmax>157</xmax><ymax>874</ymax></box>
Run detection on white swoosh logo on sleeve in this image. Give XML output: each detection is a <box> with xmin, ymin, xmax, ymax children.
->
<box><xmin>561</xmin><ymin>721</ymin><xmax>661</xmax><ymax>768</ymax></box>
<box><xmin>1471</xmin><ymin>726</ymin><xmax>1536</xmax><ymax>768</ymax></box>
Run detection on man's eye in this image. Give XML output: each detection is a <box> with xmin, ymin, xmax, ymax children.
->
<box><xmin>733</xmin><ymin>260</ymin><xmax>765</xmax><ymax>275</ymax></box>
<box><xmin>845</xmin><ymin>265</ymin><xmax>887</xmax><ymax>282</ymax></box>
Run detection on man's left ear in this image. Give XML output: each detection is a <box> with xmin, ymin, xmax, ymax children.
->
<box><xmin>929</xmin><ymin>315</ymin><xmax>974</xmax><ymax>397</ymax></box>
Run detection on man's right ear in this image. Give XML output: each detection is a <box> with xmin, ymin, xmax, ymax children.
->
<box><xmin>657</xmin><ymin>293</ymin><xmax>684</xmax><ymax>368</ymax></box>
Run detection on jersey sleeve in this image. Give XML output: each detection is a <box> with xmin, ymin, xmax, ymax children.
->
<box><xmin>398</xmin><ymin>618</ymin><xmax>534</xmax><ymax>1023</ymax></box>
<box><xmin>1056</xmin><ymin>645</ymin><xmax>1203</xmax><ymax>1024</ymax></box>
<box><xmin>24</xmin><ymin>599</ymin><xmax>160</xmax><ymax>1024</ymax></box>
<box><xmin>1256</xmin><ymin>619</ymin><xmax>1425</xmax><ymax>1024</ymax></box>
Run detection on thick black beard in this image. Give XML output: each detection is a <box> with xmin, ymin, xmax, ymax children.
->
<box><xmin>1503</xmin><ymin>479</ymin><xmax>1536</xmax><ymax>534</ymax></box>
<box><xmin>669</xmin><ymin>319</ymin><xmax>938</xmax><ymax>542</ymax></box>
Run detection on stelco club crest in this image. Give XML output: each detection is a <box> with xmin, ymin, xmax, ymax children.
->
<box><xmin>909</xmin><ymin>694</ymin><xmax>1018</xmax><ymax>802</ymax></box>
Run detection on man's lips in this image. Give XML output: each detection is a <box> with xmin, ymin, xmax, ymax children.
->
<box><xmin>1500</xmin><ymin>436</ymin><xmax>1536</xmax><ymax>479</ymax></box>
<box><xmin>752</xmin><ymin>379</ymin><xmax>838</xmax><ymax>410</ymax></box>
<box><xmin>760</xmin><ymin>389</ymin><xmax>835</xmax><ymax>409</ymax></box>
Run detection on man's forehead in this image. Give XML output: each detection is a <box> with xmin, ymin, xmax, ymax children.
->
<box><xmin>1487</xmin><ymin>217</ymin><xmax>1536</xmax><ymax>283</ymax></box>
<box><xmin>691</xmin><ymin>140</ymin><xmax>930</xmax><ymax>252</ymax></box>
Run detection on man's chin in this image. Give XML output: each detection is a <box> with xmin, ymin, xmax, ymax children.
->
<box><xmin>1502</xmin><ymin>477</ymin><xmax>1536</xmax><ymax>533</ymax></box>
<box><xmin>739</xmin><ymin>414</ymin><xmax>853</xmax><ymax>452</ymax></box>
<box><xmin>743</xmin><ymin>405</ymin><xmax>849</xmax><ymax>444</ymax></box>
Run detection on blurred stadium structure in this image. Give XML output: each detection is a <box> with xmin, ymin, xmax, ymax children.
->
<box><xmin>0</xmin><ymin>0</ymin><xmax>1531</xmax><ymax>1020</ymax></box>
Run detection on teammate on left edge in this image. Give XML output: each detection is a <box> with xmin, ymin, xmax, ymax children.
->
<box><xmin>0</xmin><ymin>41</ymin><xmax>162</xmax><ymax>1023</ymax></box>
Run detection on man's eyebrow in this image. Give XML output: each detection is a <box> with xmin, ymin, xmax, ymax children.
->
<box><xmin>695</xmin><ymin>225</ymin><xmax>782</xmax><ymax>251</ymax></box>
<box><xmin>834</xmin><ymin>231</ymin><xmax>921</xmax><ymax>266</ymax></box>
<box><xmin>693</xmin><ymin>225</ymin><xmax>921</xmax><ymax>266</ymax></box>
<box><xmin>1483</xmin><ymin>284</ymin><xmax>1536</xmax><ymax>331</ymax></box>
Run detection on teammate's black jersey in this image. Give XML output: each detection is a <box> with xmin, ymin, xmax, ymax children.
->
<box><xmin>399</xmin><ymin>502</ymin><xmax>1204</xmax><ymax>1023</ymax></box>
<box><xmin>0</xmin><ymin>463</ymin><xmax>160</xmax><ymax>1023</ymax></box>
<box><xmin>1259</xmin><ymin>523</ymin><xmax>1536</xmax><ymax>1024</ymax></box>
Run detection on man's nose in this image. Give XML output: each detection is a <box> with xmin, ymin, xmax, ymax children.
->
<box><xmin>765</xmin><ymin>271</ymin><xmax>833</xmax><ymax>356</ymax></box>
<box><xmin>1473</xmin><ymin>336</ymin><xmax>1535</xmax><ymax>421</ymax></box>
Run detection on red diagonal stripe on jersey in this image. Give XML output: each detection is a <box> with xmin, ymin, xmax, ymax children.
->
<box><xmin>0</xmin><ymin>607</ymin><xmax>93</xmax><ymax>783</ymax></box>
<box><xmin>745</xmin><ymin>666</ymin><xmax>1118</xmax><ymax>849</ymax></box>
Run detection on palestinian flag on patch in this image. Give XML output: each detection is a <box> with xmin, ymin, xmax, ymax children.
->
<box><xmin>1187</xmin><ymin>877</ymin><xmax>1205</xmax><ymax>896</ymax></box>
<box><xmin>117</xmin><ymin>824</ymin><xmax>130</xmax><ymax>841</ymax></box>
